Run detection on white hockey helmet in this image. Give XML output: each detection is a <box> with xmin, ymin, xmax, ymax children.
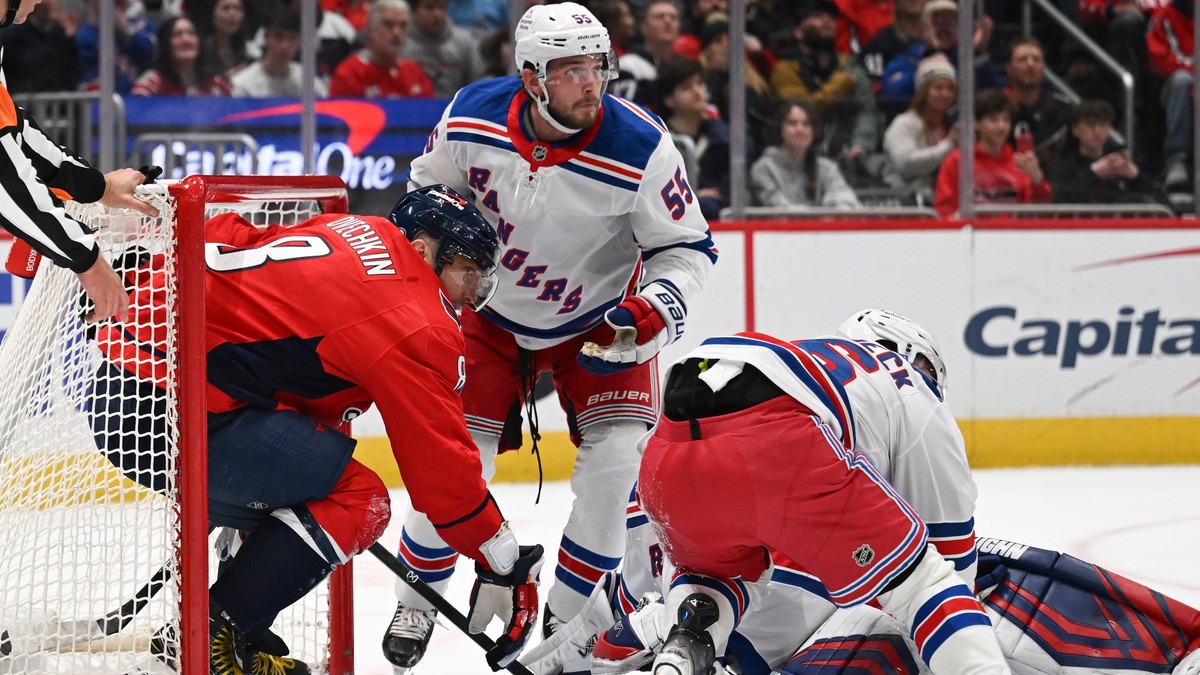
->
<box><xmin>514</xmin><ymin>2</ymin><xmax>617</xmax><ymax>134</ymax></box>
<box><xmin>837</xmin><ymin>308</ymin><xmax>949</xmax><ymax>393</ymax></box>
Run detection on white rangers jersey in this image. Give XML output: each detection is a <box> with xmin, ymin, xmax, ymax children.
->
<box><xmin>408</xmin><ymin>76</ymin><xmax>717</xmax><ymax>349</ymax></box>
<box><xmin>622</xmin><ymin>332</ymin><xmax>978</xmax><ymax>674</ymax></box>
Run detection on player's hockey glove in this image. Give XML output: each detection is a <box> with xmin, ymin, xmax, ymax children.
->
<box><xmin>520</xmin><ymin>572</ymin><xmax>619</xmax><ymax>675</ymax></box>
<box><xmin>579</xmin><ymin>281</ymin><xmax>686</xmax><ymax>375</ymax></box>
<box><xmin>590</xmin><ymin>592</ymin><xmax>673</xmax><ymax>674</ymax></box>
<box><xmin>468</xmin><ymin>544</ymin><xmax>544</xmax><ymax>670</ymax></box>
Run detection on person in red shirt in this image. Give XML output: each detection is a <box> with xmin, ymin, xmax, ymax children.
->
<box><xmin>321</xmin><ymin>0</ymin><xmax>371</xmax><ymax>30</ymax></box>
<box><xmin>834</xmin><ymin>0</ymin><xmax>894</xmax><ymax>53</ymax></box>
<box><xmin>329</xmin><ymin>0</ymin><xmax>435</xmax><ymax>98</ymax></box>
<box><xmin>90</xmin><ymin>185</ymin><xmax>543</xmax><ymax>674</ymax></box>
<box><xmin>1148</xmin><ymin>0</ymin><xmax>1194</xmax><ymax>187</ymax></box>
<box><xmin>935</xmin><ymin>88</ymin><xmax>1052</xmax><ymax>217</ymax></box>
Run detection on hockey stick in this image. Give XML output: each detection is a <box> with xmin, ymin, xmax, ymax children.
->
<box><xmin>367</xmin><ymin>542</ymin><xmax>536</xmax><ymax>675</ymax></box>
<box><xmin>0</xmin><ymin>563</ymin><xmax>172</xmax><ymax>655</ymax></box>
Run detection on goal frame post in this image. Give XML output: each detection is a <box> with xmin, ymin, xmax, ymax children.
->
<box><xmin>170</xmin><ymin>175</ymin><xmax>352</xmax><ymax>675</ymax></box>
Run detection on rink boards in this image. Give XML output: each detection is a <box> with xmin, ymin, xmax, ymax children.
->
<box><xmin>2</xmin><ymin>218</ymin><xmax>1195</xmax><ymax>482</ymax></box>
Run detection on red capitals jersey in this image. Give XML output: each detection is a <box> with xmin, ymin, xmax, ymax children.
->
<box><xmin>97</xmin><ymin>212</ymin><xmax>503</xmax><ymax>559</ymax></box>
<box><xmin>329</xmin><ymin>52</ymin><xmax>435</xmax><ymax>98</ymax></box>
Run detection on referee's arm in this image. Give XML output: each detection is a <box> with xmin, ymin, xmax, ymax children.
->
<box><xmin>0</xmin><ymin>103</ymin><xmax>105</xmax><ymax>273</ymax></box>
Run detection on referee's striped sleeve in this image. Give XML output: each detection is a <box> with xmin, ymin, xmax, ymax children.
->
<box><xmin>22</xmin><ymin>113</ymin><xmax>106</xmax><ymax>203</ymax></box>
<box><xmin>0</xmin><ymin>93</ymin><xmax>102</xmax><ymax>273</ymax></box>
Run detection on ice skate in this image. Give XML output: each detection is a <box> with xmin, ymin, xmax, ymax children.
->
<box><xmin>381</xmin><ymin>602</ymin><xmax>437</xmax><ymax>669</ymax></box>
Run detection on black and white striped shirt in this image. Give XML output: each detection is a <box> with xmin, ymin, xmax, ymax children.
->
<box><xmin>0</xmin><ymin>49</ymin><xmax>105</xmax><ymax>273</ymax></box>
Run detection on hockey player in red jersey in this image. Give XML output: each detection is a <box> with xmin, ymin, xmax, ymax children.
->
<box><xmin>89</xmin><ymin>185</ymin><xmax>544</xmax><ymax>674</ymax></box>
<box><xmin>383</xmin><ymin>1</ymin><xmax>717</xmax><ymax>669</ymax></box>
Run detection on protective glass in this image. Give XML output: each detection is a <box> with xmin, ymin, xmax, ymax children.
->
<box><xmin>543</xmin><ymin>53</ymin><xmax>616</xmax><ymax>86</ymax></box>
<box><xmin>443</xmin><ymin>265</ymin><xmax>499</xmax><ymax>311</ymax></box>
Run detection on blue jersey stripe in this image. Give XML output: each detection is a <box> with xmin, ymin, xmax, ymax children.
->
<box><xmin>643</xmin><ymin>233</ymin><xmax>719</xmax><ymax>264</ymax></box>
<box><xmin>445</xmin><ymin>131</ymin><xmax>515</xmax><ymax>153</ymax></box>
<box><xmin>560</xmin><ymin>160</ymin><xmax>641</xmax><ymax>191</ymax></box>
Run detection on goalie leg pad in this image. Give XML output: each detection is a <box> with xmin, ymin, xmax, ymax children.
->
<box><xmin>520</xmin><ymin>572</ymin><xmax>619</xmax><ymax>675</ymax></box>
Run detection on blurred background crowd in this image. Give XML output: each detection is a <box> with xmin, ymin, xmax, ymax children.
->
<box><xmin>4</xmin><ymin>0</ymin><xmax>1194</xmax><ymax>217</ymax></box>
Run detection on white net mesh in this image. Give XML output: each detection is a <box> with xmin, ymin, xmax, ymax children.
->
<box><xmin>0</xmin><ymin>181</ymin><xmax>342</xmax><ymax>674</ymax></box>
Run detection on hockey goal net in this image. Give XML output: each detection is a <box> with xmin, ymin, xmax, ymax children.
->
<box><xmin>0</xmin><ymin>175</ymin><xmax>354</xmax><ymax>674</ymax></box>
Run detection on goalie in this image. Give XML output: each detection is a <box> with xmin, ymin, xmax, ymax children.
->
<box><xmin>88</xmin><ymin>185</ymin><xmax>544</xmax><ymax>674</ymax></box>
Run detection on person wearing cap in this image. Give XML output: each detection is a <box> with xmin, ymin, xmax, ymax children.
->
<box><xmin>879</xmin><ymin>0</ymin><xmax>1002</xmax><ymax>121</ymax></box>
<box><xmin>697</xmin><ymin>13</ymin><xmax>778</xmax><ymax>154</ymax></box>
<box><xmin>883</xmin><ymin>52</ymin><xmax>959</xmax><ymax>203</ymax></box>
<box><xmin>933</xmin><ymin>88</ymin><xmax>1052</xmax><ymax>217</ymax></box>
<box><xmin>770</xmin><ymin>0</ymin><xmax>880</xmax><ymax>163</ymax></box>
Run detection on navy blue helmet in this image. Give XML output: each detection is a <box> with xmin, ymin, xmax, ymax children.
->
<box><xmin>390</xmin><ymin>185</ymin><xmax>499</xmax><ymax>273</ymax></box>
<box><xmin>389</xmin><ymin>185</ymin><xmax>500</xmax><ymax>309</ymax></box>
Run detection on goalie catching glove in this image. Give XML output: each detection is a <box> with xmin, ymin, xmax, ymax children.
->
<box><xmin>468</xmin><ymin>544</ymin><xmax>545</xmax><ymax>670</ymax></box>
<box><xmin>579</xmin><ymin>281</ymin><xmax>686</xmax><ymax>375</ymax></box>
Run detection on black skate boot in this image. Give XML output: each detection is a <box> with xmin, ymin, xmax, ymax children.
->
<box><xmin>381</xmin><ymin>602</ymin><xmax>437</xmax><ymax>669</ymax></box>
<box><xmin>652</xmin><ymin>593</ymin><xmax>719</xmax><ymax>675</ymax></box>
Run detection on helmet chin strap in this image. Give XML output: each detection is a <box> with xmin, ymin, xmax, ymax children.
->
<box><xmin>0</xmin><ymin>0</ymin><xmax>19</xmax><ymax>27</ymax></box>
<box><xmin>531</xmin><ymin>86</ymin><xmax>584</xmax><ymax>136</ymax></box>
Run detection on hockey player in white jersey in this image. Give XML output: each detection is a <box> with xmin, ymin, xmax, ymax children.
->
<box><xmin>521</xmin><ymin>309</ymin><xmax>1000</xmax><ymax>675</ymax></box>
<box><xmin>522</xmin><ymin>311</ymin><xmax>1200</xmax><ymax>675</ymax></box>
<box><xmin>381</xmin><ymin>2</ymin><xmax>717</xmax><ymax>670</ymax></box>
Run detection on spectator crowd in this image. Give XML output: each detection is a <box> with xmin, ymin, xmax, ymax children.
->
<box><xmin>5</xmin><ymin>0</ymin><xmax>1189</xmax><ymax>216</ymax></box>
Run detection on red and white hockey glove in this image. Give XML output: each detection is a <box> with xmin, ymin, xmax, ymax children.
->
<box><xmin>579</xmin><ymin>281</ymin><xmax>686</xmax><ymax>375</ymax></box>
<box><xmin>468</xmin><ymin>544</ymin><xmax>544</xmax><ymax>670</ymax></box>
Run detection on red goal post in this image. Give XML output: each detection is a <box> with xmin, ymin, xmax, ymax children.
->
<box><xmin>0</xmin><ymin>175</ymin><xmax>354</xmax><ymax>674</ymax></box>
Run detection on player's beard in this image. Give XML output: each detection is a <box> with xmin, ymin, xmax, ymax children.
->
<box><xmin>550</xmin><ymin>96</ymin><xmax>602</xmax><ymax>131</ymax></box>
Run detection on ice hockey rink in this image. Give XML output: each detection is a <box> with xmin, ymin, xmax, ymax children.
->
<box><xmin>352</xmin><ymin>464</ymin><xmax>1200</xmax><ymax>674</ymax></box>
